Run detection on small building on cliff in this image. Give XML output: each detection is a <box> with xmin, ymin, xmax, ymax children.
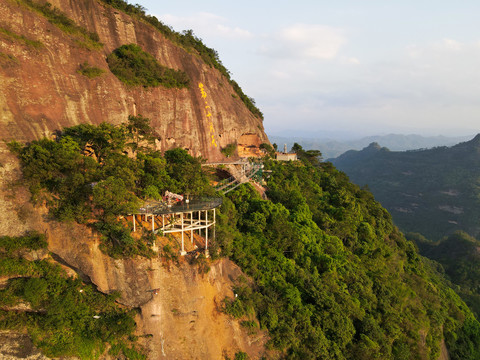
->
<box><xmin>275</xmin><ymin>144</ymin><xmax>298</xmax><ymax>161</ymax></box>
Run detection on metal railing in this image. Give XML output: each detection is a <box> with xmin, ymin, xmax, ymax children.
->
<box><xmin>137</xmin><ymin>196</ymin><xmax>223</xmax><ymax>215</ymax></box>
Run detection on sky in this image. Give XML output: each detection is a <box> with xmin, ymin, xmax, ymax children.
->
<box><xmin>138</xmin><ymin>0</ymin><xmax>480</xmax><ymax>139</ymax></box>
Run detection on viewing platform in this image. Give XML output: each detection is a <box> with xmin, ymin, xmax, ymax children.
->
<box><xmin>130</xmin><ymin>196</ymin><xmax>222</xmax><ymax>256</ymax></box>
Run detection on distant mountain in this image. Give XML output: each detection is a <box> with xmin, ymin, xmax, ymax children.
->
<box><xmin>270</xmin><ymin>134</ymin><xmax>473</xmax><ymax>159</ymax></box>
<box><xmin>331</xmin><ymin>134</ymin><xmax>480</xmax><ymax>241</ymax></box>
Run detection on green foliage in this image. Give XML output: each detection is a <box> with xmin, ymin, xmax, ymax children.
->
<box><xmin>214</xmin><ymin>160</ymin><xmax>480</xmax><ymax>359</ymax></box>
<box><xmin>97</xmin><ymin>0</ymin><xmax>263</xmax><ymax>118</ymax></box>
<box><xmin>0</xmin><ymin>26</ymin><xmax>43</xmax><ymax>48</ymax></box>
<box><xmin>109</xmin><ymin>342</ymin><xmax>146</xmax><ymax>360</ymax></box>
<box><xmin>93</xmin><ymin>177</ymin><xmax>140</xmax><ymax>219</ymax></box>
<box><xmin>0</xmin><ymin>234</ymin><xmax>143</xmax><ymax>359</ymax></box>
<box><xmin>164</xmin><ymin>148</ymin><xmax>212</xmax><ymax>195</ymax></box>
<box><xmin>221</xmin><ymin>142</ymin><xmax>237</xmax><ymax>158</ymax></box>
<box><xmin>222</xmin><ymin>297</ymin><xmax>247</xmax><ymax>319</ymax></box>
<box><xmin>106</xmin><ymin>44</ymin><xmax>189</xmax><ymax>88</ymax></box>
<box><xmin>14</xmin><ymin>119</ymin><xmax>214</xmax><ymax>258</ymax></box>
<box><xmin>18</xmin><ymin>0</ymin><xmax>102</xmax><ymax>49</ymax></box>
<box><xmin>0</xmin><ymin>232</ymin><xmax>47</xmax><ymax>253</ymax></box>
<box><xmin>77</xmin><ymin>62</ymin><xmax>105</xmax><ymax>78</ymax></box>
<box><xmin>291</xmin><ymin>142</ymin><xmax>323</xmax><ymax>166</ymax></box>
<box><xmin>410</xmin><ymin>231</ymin><xmax>480</xmax><ymax>319</ymax></box>
<box><xmin>234</xmin><ymin>352</ymin><xmax>250</xmax><ymax>360</ymax></box>
<box><xmin>331</xmin><ymin>136</ymin><xmax>480</xmax><ymax>241</ymax></box>
<box><xmin>259</xmin><ymin>143</ymin><xmax>275</xmax><ymax>158</ymax></box>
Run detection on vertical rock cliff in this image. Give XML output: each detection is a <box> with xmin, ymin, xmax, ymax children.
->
<box><xmin>0</xmin><ymin>0</ymin><xmax>268</xmax><ymax>161</ymax></box>
<box><xmin>0</xmin><ymin>0</ymin><xmax>271</xmax><ymax>358</ymax></box>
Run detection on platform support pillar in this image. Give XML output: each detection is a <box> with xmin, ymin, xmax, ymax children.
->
<box><xmin>205</xmin><ymin>210</ymin><xmax>209</xmax><ymax>257</ymax></box>
<box><xmin>180</xmin><ymin>212</ymin><xmax>186</xmax><ymax>255</ymax></box>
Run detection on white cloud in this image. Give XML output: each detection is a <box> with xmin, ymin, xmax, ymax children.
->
<box><xmin>440</xmin><ymin>38</ymin><xmax>463</xmax><ymax>51</ymax></box>
<box><xmin>260</xmin><ymin>24</ymin><xmax>346</xmax><ymax>60</ymax></box>
<box><xmin>158</xmin><ymin>12</ymin><xmax>253</xmax><ymax>39</ymax></box>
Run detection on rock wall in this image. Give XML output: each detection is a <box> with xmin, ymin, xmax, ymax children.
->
<box><xmin>0</xmin><ymin>0</ymin><xmax>268</xmax><ymax>161</ymax></box>
<box><xmin>0</xmin><ymin>1</ymin><xmax>271</xmax><ymax>357</ymax></box>
<box><xmin>0</xmin><ymin>147</ymin><xmax>269</xmax><ymax>359</ymax></box>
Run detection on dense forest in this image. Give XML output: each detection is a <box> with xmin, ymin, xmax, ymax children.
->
<box><xmin>331</xmin><ymin>136</ymin><xmax>480</xmax><ymax>334</ymax></box>
<box><xmin>217</xmin><ymin>156</ymin><xmax>480</xmax><ymax>359</ymax></box>
<box><xmin>331</xmin><ymin>136</ymin><xmax>480</xmax><ymax>241</ymax></box>
<box><xmin>4</xmin><ymin>121</ymin><xmax>480</xmax><ymax>359</ymax></box>
<box><xmin>410</xmin><ymin>231</ymin><xmax>480</xmax><ymax>319</ymax></box>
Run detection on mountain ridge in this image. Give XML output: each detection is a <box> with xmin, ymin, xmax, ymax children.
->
<box><xmin>332</xmin><ymin>133</ymin><xmax>480</xmax><ymax>241</ymax></box>
<box><xmin>270</xmin><ymin>133</ymin><xmax>474</xmax><ymax>159</ymax></box>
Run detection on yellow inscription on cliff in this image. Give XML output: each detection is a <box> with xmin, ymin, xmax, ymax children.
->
<box><xmin>198</xmin><ymin>83</ymin><xmax>218</xmax><ymax>148</ymax></box>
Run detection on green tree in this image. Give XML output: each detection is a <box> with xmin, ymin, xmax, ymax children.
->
<box><xmin>93</xmin><ymin>177</ymin><xmax>140</xmax><ymax>219</ymax></box>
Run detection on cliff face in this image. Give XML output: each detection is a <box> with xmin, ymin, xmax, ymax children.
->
<box><xmin>0</xmin><ymin>0</ymin><xmax>268</xmax><ymax>161</ymax></box>
<box><xmin>0</xmin><ymin>1</ymin><xmax>270</xmax><ymax>358</ymax></box>
<box><xmin>0</xmin><ymin>146</ymin><xmax>269</xmax><ymax>359</ymax></box>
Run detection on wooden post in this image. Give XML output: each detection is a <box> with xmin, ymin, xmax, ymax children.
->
<box><xmin>133</xmin><ymin>215</ymin><xmax>136</xmax><ymax>232</ymax></box>
<box><xmin>151</xmin><ymin>215</ymin><xmax>155</xmax><ymax>232</ymax></box>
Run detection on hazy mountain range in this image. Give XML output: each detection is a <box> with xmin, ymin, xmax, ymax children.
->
<box><xmin>331</xmin><ymin>134</ymin><xmax>480</xmax><ymax>241</ymax></box>
<box><xmin>270</xmin><ymin>133</ymin><xmax>474</xmax><ymax>159</ymax></box>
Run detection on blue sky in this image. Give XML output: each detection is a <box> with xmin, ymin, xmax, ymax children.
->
<box><xmin>138</xmin><ymin>0</ymin><xmax>479</xmax><ymax>138</ymax></box>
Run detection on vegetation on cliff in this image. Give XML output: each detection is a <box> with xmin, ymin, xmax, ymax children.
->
<box><xmin>0</xmin><ymin>233</ymin><xmax>144</xmax><ymax>359</ymax></box>
<box><xmin>0</xmin><ymin>26</ymin><xmax>43</xmax><ymax>49</ymax></box>
<box><xmin>9</xmin><ymin>121</ymin><xmax>480</xmax><ymax>359</ymax></box>
<box><xmin>10</xmin><ymin>117</ymin><xmax>212</xmax><ymax>258</ymax></box>
<box><xmin>107</xmin><ymin>44</ymin><xmax>190</xmax><ymax>88</ymax></box>
<box><xmin>98</xmin><ymin>0</ymin><xmax>263</xmax><ymax>119</ymax></box>
<box><xmin>77</xmin><ymin>62</ymin><xmax>105</xmax><ymax>78</ymax></box>
<box><xmin>215</xmin><ymin>158</ymin><xmax>480</xmax><ymax>359</ymax></box>
<box><xmin>16</xmin><ymin>0</ymin><xmax>102</xmax><ymax>49</ymax></box>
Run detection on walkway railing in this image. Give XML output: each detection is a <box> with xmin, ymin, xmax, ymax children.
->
<box><xmin>214</xmin><ymin>163</ymin><xmax>263</xmax><ymax>194</ymax></box>
<box><xmin>137</xmin><ymin>196</ymin><xmax>222</xmax><ymax>215</ymax></box>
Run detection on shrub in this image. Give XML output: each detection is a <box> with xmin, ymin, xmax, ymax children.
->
<box><xmin>18</xmin><ymin>0</ymin><xmax>102</xmax><ymax>49</ymax></box>
<box><xmin>107</xmin><ymin>44</ymin><xmax>189</xmax><ymax>88</ymax></box>
<box><xmin>98</xmin><ymin>0</ymin><xmax>263</xmax><ymax>118</ymax></box>
<box><xmin>77</xmin><ymin>62</ymin><xmax>105</xmax><ymax>78</ymax></box>
<box><xmin>221</xmin><ymin>143</ymin><xmax>237</xmax><ymax>158</ymax></box>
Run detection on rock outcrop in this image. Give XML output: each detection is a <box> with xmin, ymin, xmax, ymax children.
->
<box><xmin>0</xmin><ymin>0</ymin><xmax>268</xmax><ymax>161</ymax></box>
<box><xmin>0</xmin><ymin>1</ymin><xmax>271</xmax><ymax>358</ymax></box>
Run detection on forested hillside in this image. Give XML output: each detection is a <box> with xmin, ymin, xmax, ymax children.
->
<box><xmin>3</xmin><ymin>121</ymin><xmax>480</xmax><ymax>359</ymax></box>
<box><xmin>331</xmin><ymin>135</ymin><xmax>480</xmax><ymax>241</ymax></box>
<box><xmin>331</xmin><ymin>135</ymin><xmax>480</xmax><ymax>337</ymax></box>
<box><xmin>217</xmin><ymin>157</ymin><xmax>480</xmax><ymax>359</ymax></box>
